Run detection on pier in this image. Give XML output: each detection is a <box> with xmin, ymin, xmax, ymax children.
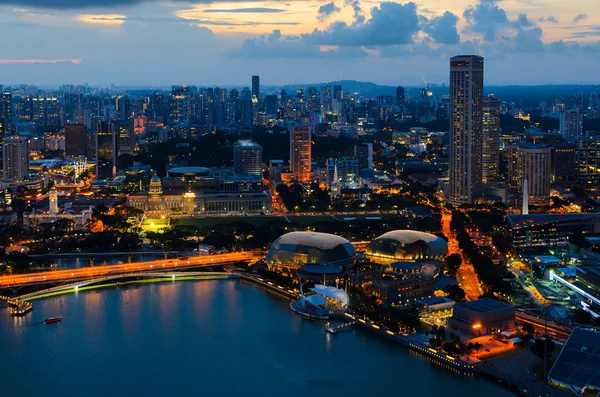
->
<box><xmin>325</xmin><ymin>320</ymin><xmax>357</xmax><ymax>334</ymax></box>
<box><xmin>1</xmin><ymin>296</ymin><xmax>33</xmax><ymax>316</ymax></box>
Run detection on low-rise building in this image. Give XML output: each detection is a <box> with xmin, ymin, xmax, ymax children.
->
<box><xmin>447</xmin><ymin>298</ymin><xmax>515</xmax><ymax>336</ymax></box>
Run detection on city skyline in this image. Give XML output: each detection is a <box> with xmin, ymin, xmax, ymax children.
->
<box><xmin>0</xmin><ymin>0</ymin><xmax>599</xmax><ymax>85</ymax></box>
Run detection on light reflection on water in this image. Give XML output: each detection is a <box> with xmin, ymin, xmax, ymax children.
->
<box><xmin>1</xmin><ymin>280</ymin><xmax>515</xmax><ymax>397</ymax></box>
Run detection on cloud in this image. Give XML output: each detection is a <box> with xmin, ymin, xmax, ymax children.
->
<box><xmin>540</xmin><ymin>15</ymin><xmax>557</xmax><ymax>23</ymax></box>
<box><xmin>304</xmin><ymin>2</ymin><xmax>421</xmax><ymax>46</ymax></box>
<box><xmin>227</xmin><ymin>29</ymin><xmax>368</xmax><ymax>59</ymax></box>
<box><xmin>203</xmin><ymin>8</ymin><xmax>286</xmax><ymax>13</ymax></box>
<box><xmin>424</xmin><ymin>11</ymin><xmax>460</xmax><ymax>45</ymax></box>
<box><xmin>345</xmin><ymin>0</ymin><xmax>364</xmax><ymax>25</ymax></box>
<box><xmin>317</xmin><ymin>2</ymin><xmax>341</xmax><ymax>22</ymax></box>
<box><xmin>573</xmin><ymin>13</ymin><xmax>587</xmax><ymax>24</ymax></box>
<box><xmin>514</xmin><ymin>14</ymin><xmax>534</xmax><ymax>28</ymax></box>
<box><xmin>78</xmin><ymin>14</ymin><xmax>299</xmax><ymax>27</ymax></box>
<box><xmin>0</xmin><ymin>0</ymin><xmax>291</xmax><ymax>9</ymax></box>
<box><xmin>0</xmin><ymin>59</ymin><xmax>81</xmax><ymax>64</ymax></box>
<box><xmin>463</xmin><ymin>0</ymin><xmax>509</xmax><ymax>41</ymax></box>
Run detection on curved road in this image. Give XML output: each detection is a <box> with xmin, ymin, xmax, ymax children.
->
<box><xmin>0</xmin><ymin>252</ymin><xmax>253</xmax><ymax>287</ymax></box>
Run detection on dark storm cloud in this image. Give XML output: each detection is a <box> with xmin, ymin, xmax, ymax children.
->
<box><xmin>424</xmin><ymin>11</ymin><xmax>460</xmax><ymax>45</ymax></box>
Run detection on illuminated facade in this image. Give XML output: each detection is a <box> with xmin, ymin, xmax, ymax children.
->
<box><xmin>65</xmin><ymin>124</ymin><xmax>88</xmax><ymax>157</ymax></box>
<box><xmin>233</xmin><ymin>139</ymin><xmax>263</xmax><ymax>176</ymax></box>
<box><xmin>290</xmin><ymin>125</ymin><xmax>312</xmax><ymax>182</ymax></box>
<box><xmin>365</xmin><ymin>230</ymin><xmax>448</xmax><ymax>265</ymax></box>
<box><xmin>576</xmin><ymin>132</ymin><xmax>600</xmax><ymax>186</ymax></box>
<box><xmin>95</xmin><ymin>121</ymin><xmax>118</xmax><ymax>180</ymax></box>
<box><xmin>448</xmin><ymin>55</ymin><xmax>484</xmax><ymax>206</ymax></box>
<box><xmin>507</xmin><ymin>144</ymin><xmax>552</xmax><ymax>207</ymax></box>
<box><xmin>448</xmin><ymin>298</ymin><xmax>515</xmax><ymax>336</ymax></box>
<box><xmin>2</xmin><ymin>135</ymin><xmax>29</xmax><ymax>181</ymax></box>
<box><xmin>482</xmin><ymin>96</ymin><xmax>500</xmax><ymax>183</ymax></box>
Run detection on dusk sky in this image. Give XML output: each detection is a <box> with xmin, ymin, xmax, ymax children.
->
<box><xmin>0</xmin><ymin>0</ymin><xmax>598</xmax><ymax>86</ymax></box>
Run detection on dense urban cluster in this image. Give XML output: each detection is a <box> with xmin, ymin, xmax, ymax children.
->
<box><xmin>2</xmin><ymin>55</ymin><xmax>600</xmax><ymax>396</ymax></box>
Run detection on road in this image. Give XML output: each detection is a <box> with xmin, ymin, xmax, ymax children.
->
<box><xmin>515</xmin><ymin>312</ymin><xmax>572</xmax><ymax>340</ymax></box>
<box><xmin>441</xmin><ymin>211</ymin><xmax>483</xmax><ymax>300</ymax></box>
<box><xmin>0</xmin><ymin>252</ymin><xmax>254</xmax><ymax>287</ymax></box>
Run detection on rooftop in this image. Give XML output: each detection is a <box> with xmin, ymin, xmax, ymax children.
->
<box><xmin>454</xmin><ymin>298</ymin><xmax>513</xmax><ymax>314</ymax></box>
<box><xmin>549</xmin><ymin>327</ymin><xmax>600</xmax><ymax>393</ymax></box>
<box><xmin>507</xmin><ymin>213</ymin><xmax>600</xmax><ymax>229</ymax></box>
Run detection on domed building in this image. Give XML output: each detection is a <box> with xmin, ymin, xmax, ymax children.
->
<box><xmin>266</xmin><ymin>232</ymin><xmax>356</xmax><ymax>277</ymax></box>
<box><xmin>365</xmin><ymin>230</ymin><xmax>448</xmax><ymax>265</ymax></box>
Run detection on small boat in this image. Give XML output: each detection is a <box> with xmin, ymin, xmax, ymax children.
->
<box><xmin>44</xmin><ymin>317</ymin><xmax>62</xmax><ymax>324</ymax></box>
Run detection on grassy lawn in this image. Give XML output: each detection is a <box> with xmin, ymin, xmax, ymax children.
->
<box><xmin>143</xmin><ymin>212</ymin><xmax>401</xmax><ymax>230</ymax></box>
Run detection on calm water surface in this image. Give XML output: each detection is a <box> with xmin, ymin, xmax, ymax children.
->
<box><xmin>1</xmin><ymin>280</ymin><xmax>515</xmax><ymax>397</ymax></box>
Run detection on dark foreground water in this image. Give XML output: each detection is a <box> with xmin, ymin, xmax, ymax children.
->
<box><xmin>1</xmin><ymin>280</ymin><xmax>514</xmax><ymax>397</ymax></box>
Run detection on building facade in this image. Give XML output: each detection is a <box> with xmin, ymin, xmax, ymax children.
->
<box><xmin>233</xmin><ymin>139</ymin><xmax>263</xmax><ymax>176</ymax></box>
<box><xmin>2</xmin><ymin>135</ymin><xmax>29</xmax><ymax>181</ymax></box>
<box><xmin>65</xmin><ymin>124</ymin><xmax>89</xmax><ymax>157</ymax></box>
<box><xmin>290</xmin><ymin>125</ymin><xmax>312</xmax><ymax>182</ymax></box>
<box><xmin>448</xmin><ymin>55</ymin><xmax>484</xmax><ymax>206</ymax></box>
<box><xmin>482</xmin><ymin>96</ymin><xmax>500</xmax><ymax>183</ymax></box>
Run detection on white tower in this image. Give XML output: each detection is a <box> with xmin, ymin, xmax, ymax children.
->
<box><xmin>330</xmin><ymin>164</ymin><xmax>341</xmax><ymax>197</ymax></box>
<box><xmin>49</xmin><ymin>188</ymin><xmax>58</xmax><ymax>215</ymax></box>
<box><xmin>522</xmin><ymin>178</ymin><xmax>529</xmax><ymax>215</ymax></box>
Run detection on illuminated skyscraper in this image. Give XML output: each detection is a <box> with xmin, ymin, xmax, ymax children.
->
<box><xmin>396</xmin><ymin>86</ymin><xmax>405</xmax><ymax>105</ymax></box>
<box><xmin>2</xmin><ymin>135</ymin><xmax>28</xmax><ymax>181</ymax></box>
<box><xmin>0</xmin><ymin>91</ymin><xmax>13</xmax><ymax>134</ymax></box>
<box><xmin>559</xmin><ymin>110</ymin><xmax>583</xmax><ymax>143</ymax></box>
<box><xmin>233</xmin><ymin>139</ymin><xmax>263</xmax><ymax>176</ymax></box>
<box><xmin>290</xmin><ymin>125</ymin><xmax>312</xmax><ymax>182</ymax></box>
<box><xmin>482</xmin><ymin>96</ymin><xmax>500</xmax><ymax>183</ymax></box>
<box><xmin>507</xmin><ymin>145</ymin><xmax>552</xmax><ymax>207</ymax></box>
<box><xmin>95</xmin><ymin>121</ymin><xmax>119</xmax><ymax>180</ymax></box>
<box><xmin>251</xmin><ymin>75</ymin><xmax>260</xmax><ymax>101</ymax></box>
<box><xmin>448</xmin><ymin>55</ymin><xmax>484</xmax><ymax>206</ymax></box>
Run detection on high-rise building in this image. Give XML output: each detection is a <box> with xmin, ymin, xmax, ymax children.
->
<box><xmin>327</xmin><ymin>157</ymin><xmax>359</xmax><ymax>187</ymax></box>
<box><xmin>233</xmin><ymin>139</ymin><xmax>263</xmax><ymax>176</ymax></box>
<box><xmin>508</xmin><ymin>144</ymin><xmax>552</xmax><ymax>207</ymax></box>
<box><xmin>482</xmin><ymin>96</ymin><xmax>500</xmax><ymax>183</ymax></box>
<box><xmin>2</xmin><ymin>135</ymin><xmax>29</xmax><ymax>181</ymax></box>
<box><xmin>552</xmin><ymin>144</ymin><xmax>576</xmax><ymax>183</ymax></box>
<box><xmin>116</xmin><ymin>120</ymin><xmax>135</xmax><ymax>155</ymax></box>
<box><xmin>95</xmin><ymin>121</ymin><xmax>119</xmax><ymax>180</ymax></box>
<box><xmin>251</xmin><ymin>76</ymin><xmax>260</xmax><ymax>101</ymax></box>
<box><xmin>559</xmin><ymin>110</ymin><xmax>583</xmax><ymax>143</ymax></box>
<box><xmin>354</xmin><ymin>143</ymin><xmax>373</xmax><ymax>172</ymax></box>
<box><xmin>0</xmin><ymin>91</ymin><xmax>13</xmax><ymax>134</ymax></box>
<box><xmin>65</xmin><ymin>124</ymin><xmax>89</xmax><ymax>157</ymax></box>
<box><xmin>290</xmin><ymin>125</ymin><xmax>312</xmax><ymax>182</ymax></box>
<box><xmin>576</xmin><ymin>132</ymin><xmax>600</xmax><ymax>186</ymax></box>
<box><xmin>333</xmin><ymin>85</ymin><xmax>343</xmax><ymax>101</ymax></box>
<box><xmin>448</xmin><ymin>55</ymin><xmax>484</xmax><ymax>206</ymax></box>
<box><xmin>264</xmin><ymin>95</ymin><xmax>278</xmax><ymax>116</ymax></box>
<box><xmin>396</xmin><ymin>86</ymin><xmax>405</xmax><ymax>105</ymax></box>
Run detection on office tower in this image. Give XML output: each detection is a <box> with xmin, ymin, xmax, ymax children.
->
<box><xmin>95</xmin><ymin>121</ymin><xmax>119</xmax><ymax>180</ymax></box>
<box><xmin>116</xmin><ymin>120</ymin><xmax>135</xmax><ymax>155</ymax></box>
<box><xmin>559</xmin><ymin>110</ymin><xmax>583</xmax><ymax>143</ymax></box>
<box><xmin>2</xmin><ymin>135</ymin><xmax>29</xmax><ymax>180</ymax></box>
<box><xmin>396</xmin><ymin>86</ymin><xmax>405</xmax><ymax>105</ymax></box>
<box><xmin>65</xmin><ymin>124</ymin><xmax>89</xmax><ymax>157</ymax></box>
<box><xmin>507</xmin><ymin>144</ymin><xmax>552</xmax><ymax>207</ymax></box>
<box><xmin>354</xmin><ymin>142</ymin><xmax>373</xmax><ymax>172</ymax></box>
<box><xmin>150</xmin><ymin>91</ymin><xmax>165</xmax><ymax>123</ymax></box>
<box><xmin>240</xmin><ymin>87</ymin><xmax>252</xmax><ymax>127</ymax></box>
<box><xmin>448</xmin><ymin>55</ymin><xmax>484</xmax><ymax>206</ymax></box>
<box><xmin>0</xmin><ymin>91</ymin><xmax>13</xmax><ymax>134</ymax></box>
<box><xmin>327</xmin><ymin>157</ymin><xmax>359</xmax><ymax>187</ymax></box>
<box><xmin>551</xmin><ymin>144</ymin><xmax>576</xmax><ymax>183</ymax></box>
<box><xmin>233</xmin><ymin>139</ymin><xmax>263</xmax><ymax>176</ymax></box>
<box><xmin>264</xmin><ymin>95</ymin><xmax>278</xmax><ymax>116</ymax></box>
<box><xmin>333</xmin><ymin>85</ymin><xmax>343</xmax><ymax>100</ymax></box>
<box><xmin>251</xmin><ymin>76</ymin><xmax>260</xmax><ymax>101</ymax></box>
<box><xmin>290</xmin><ymin>125</ymin><xmax>312</xmax><ymax>182</ymax></box>
<box><xmin>576</xmin><ymin>132</ymin><xmax>600</xmax><ymax>186</ymax></box>
<box><xmin>482</xmin><ymin>96</ymin><xmax>500</xmax><ymax>183</ymax></box>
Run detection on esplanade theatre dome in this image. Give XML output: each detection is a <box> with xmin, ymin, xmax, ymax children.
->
<box><xmin>365</xmin><ymin>230</ymin><xmax>448</xmax><ymax>264</ymax></box>
<box><xmin>266</xmin><ymin>232</ymin><xmax>356</xmax><ymax>270</ymax></box>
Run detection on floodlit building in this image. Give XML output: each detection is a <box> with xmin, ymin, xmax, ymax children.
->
<box><xmin>233</xmin><ymin>139</ymin><xmax>263</xmax><ymax>176</ymax></box>
<box><xmin>290</xmin><ymin>125</ymin><xmax>312</xmax><ymax>182</ymax></box>
<box><xmin>265</xmin><ymin>232</ymin><xmax>356</xmax><ymax>274</ymax></box>
<box><xmin>365</xmin><ymin>230</ymin><xmax>449</xmax><ymax>265</ymax></box>
<box><xmin>448</xmin><ymin>298</ymin><xmax>515</xmax><ymax>336</ymax></box>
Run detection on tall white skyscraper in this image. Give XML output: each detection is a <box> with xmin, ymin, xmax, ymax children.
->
<box><xmin>448</xmin><ymin>55</ymin><xmax>484</xmax><ymax>206</ymax></box>
<box><xmin>559</xmin><ymin>110</ymin><xmax>583</xmax><ymax>143</ymax></box>
<box><xmin>2</xmin><ymin>135</ymin><xmax>29</xmax><ymax>181</ymax></box>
